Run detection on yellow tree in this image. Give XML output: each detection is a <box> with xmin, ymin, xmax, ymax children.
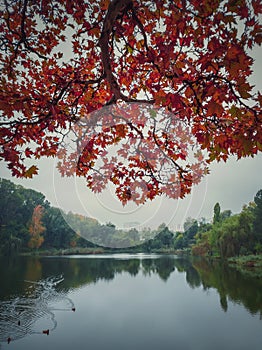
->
<box><xmin>28</xmin><ymin>205</ymin><xmax>45</xmax><ymax>249</ymax></box>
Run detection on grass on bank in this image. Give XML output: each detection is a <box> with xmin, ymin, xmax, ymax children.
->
<box><xmin>228</xmin><ymin>254</ymin><xmax>262</xmax><ymax>278</ymax></box>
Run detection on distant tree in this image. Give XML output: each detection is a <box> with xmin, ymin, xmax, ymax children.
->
<box><xmin>183</xmin><ymin>217</ymin><xmax>199</xmax><ymax>245</ymax></box>
<box><xmin>0</xmin><ymin>178</ymin><xmax>48</xmax><ymax>252</ymax></box>
<box><xmin>173</xmin><ymin>232</ymin><xmax>185</xmax><ymax>249</ymax></box>
<box><xmin>42</xmin><ymin>207</ymin><xmax>79</xmax><ymax>249</ymax></box>
<box><xmin>0</xmin><ymin>179</ymin><xmax>24</xmax><ymax>230</ymax></box>
<box><xmin>128</xmin><ymin>228</ymin><xmax>140</xmax><ymax>242</ymax></box>
<box><xmin>197</xmin><ymin>219</ymin><xmax>212</xmax><ymax>237</ymax></box>
<box><xmin>253</xmin><ymin>190</ymin><xmax>262</xmax><ymax>245</ymax></box>
<box><xmin>211</xmin><ymin>215</ymin><xmax>242</xmax><ymax>257</ymax></box>
<box><xmin>220</xmin><ymin>210</ymin><xmax>232</xmax><ymax>221</ymax></box>
<box><xmin>141</xmin><ymin>225</ymin><xmax>174</xmax><ymax>250</ymax></box>
<box><xmin>28</xmin><ymin>205</ymin><xmax>45</xmax><ymax>249</ymax></box>
<box><xmin>238</xmin><ymin>203</ymin><xmax>255</xmax><ymax>254</ymax></box>
<box><xmin>213</xmin><ymin>203</ymin><xmax>221</xmax><ymax>224</ymax></box>
<box><xmin>140</xmin><ymin>227</ymin><xmax>154</xmax><ymax>242</ymax></box>
<box><xmin>156</xmin><ymin>226</ymin><xmax>174</xmax><ymax>247</ymax></box>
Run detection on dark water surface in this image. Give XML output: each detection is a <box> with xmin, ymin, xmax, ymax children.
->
<box><xmin>0</xmin><ymin>254</ymin><xmax>261</xmax><ymax>350</ymax></box>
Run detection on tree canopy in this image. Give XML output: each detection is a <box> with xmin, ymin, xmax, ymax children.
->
<box><xmin>0</xmin><ymin>0</ymin><xmax>261</xmax><ymax>204</ymax></box>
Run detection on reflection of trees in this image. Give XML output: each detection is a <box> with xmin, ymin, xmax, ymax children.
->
<box><xmin>1</xmin><ymin>253</ymin><xmax>262</xmax><ymax>344</ymax></box>
<box><xmin>192</xmin><ymin>257</ymin><xmax>262</xmax><ymax>315</ymax></box>
<box><xmin>39</xmin><ymin>257</ymin><xmax>141</xmax><ymax>291</ymax></box>
<box><xmin>154</xmin><ymin>258</ymin><xmax>175</xmax><ymax>282</ymax></box>
<box><xmin>58</xmin><ymin>256</ymin><xmax>262</xmax><ymax>315</ymax></box>
<box><xmin>49</xmin><ymin>254</ymin><xmax>261</xmax><ymax>317</ymax></box>
<box><xmin>171</xmin><ymin>258</ymin><xmax>202</xmax><ymax>288</ymax></box>
<box><xmin>141</xmin><ymin>257</ymin><xmax>175</xmax><ymax>281</ymax></box>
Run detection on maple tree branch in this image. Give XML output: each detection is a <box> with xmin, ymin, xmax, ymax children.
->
<box><xmin>131</xmin><ymin>8</ymin><xmax>161</xmax><ymax>75</ymax></box>
<box><xmin>99</xmin><ymin>0</ymin><xmax>133</xmax><ymax>101</ymax></box>
<box><xmin>151</xmin><ymin>118</ymin><xmax>189</xmax><ymax>180</ymax></box>
<box><xmin>98</xmin><ymin>0</ymin><xmax>155</xmax><ymax>105</ymax></box>
<box><xmin>20</xmin><ymin>0</ymin><xmax>28</xmax><ymax>39</ymax></box>
<box><xmin>20</xmin><ymin>0</ymin><xmax>47</xmax><ymax>59</ymax></box>
<box><xmin>218</xmin><ymin>76</ymin><xmax>259</xmax><ymax>121</ymax></box>
<box><xmin>0</xmin><ymin>0</ymin><xmax>261</xmax><ymax>202</ymax></box>
<box><xmin>171</xmin><ymin>1</ymin><xmax>207</xmax><ymax>20</ymax></box>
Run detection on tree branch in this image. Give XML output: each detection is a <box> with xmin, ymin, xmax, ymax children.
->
<box><xmin>99</xmin><ymin>0</ymin><xmax>133</xmax><ymax>100</ymax></box>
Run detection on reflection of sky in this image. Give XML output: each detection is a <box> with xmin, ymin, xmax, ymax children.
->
<box><xmin>0</xmin><ymin>37</ymin><xmax>261</xmax><ymax>231</ymax></box>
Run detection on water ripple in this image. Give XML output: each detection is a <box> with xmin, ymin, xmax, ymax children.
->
<box><xmin>0</xmin><ymin>275</ymin><xmax>75</xmax><ymax>344</ymax></box>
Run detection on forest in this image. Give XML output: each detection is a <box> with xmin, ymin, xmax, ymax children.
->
<box><xmin>0</xmin><ymin>178</ymin><xmax>261</xmax><ymax>258</ymax></box>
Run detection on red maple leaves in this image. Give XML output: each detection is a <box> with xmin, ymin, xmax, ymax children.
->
<box><xmin>0</xmin><ymin>0</ymin><xmax>261</xmax><ymax>204</ymax></box>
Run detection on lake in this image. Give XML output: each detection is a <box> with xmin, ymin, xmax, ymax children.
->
<box><xmin>0</xmin><ymin>254</ymin><xmax>261</xmax><ymax>350</ymax></box>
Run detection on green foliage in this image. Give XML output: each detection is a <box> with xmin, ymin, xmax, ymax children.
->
<box><xmin>193</xmin><ymin>192</ymin><xmax>262</xmax><ymax>258</ymax></box>
<box><xmin>253</xmin><ymin>189</ymin><xmax>262</xmax><ymax>244</ymax></box>
<box><xmin>173</xmin><ymin>233</ymin><xmax>185</xmax><ymax>249</ymax></box>
<box><xmin>141</xmin><ymin>225</ymin><xmax>174</xmax><ymax>251</ymax></box>
<box><xmin>213</xmin><ymin>202</ymin><xmax>221</xmax><ymax>224</ymax></box>
<box><xmin>1</xmin><ymin>178</ymin><xmax>262</xmax><ymax>258</ymax></box>
<box><xmin>220</xmin><ymin>210</ymin><xmax>232</xmax><ymax>221</ymax></box>
<box><xmin>42</xmin><ymin>208</ymin><xmax>79</xmax><ymax>249</ymax></box>
<box><xmin>0</xmin><ymin>179</ymin><xmax>48</xmax><ymax>254</ymax></box>
<box><xmin>173</xmin><ymin>218</ymin><xmax>199</xmax><ymax>249</ymax></box>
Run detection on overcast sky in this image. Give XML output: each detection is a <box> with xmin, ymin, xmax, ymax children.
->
<box><xmin>1</xmin><ymin>32</ymin><xmax>261</xmax><ymax>232</ymax></box>
<box><xmin>1</xmin><ymin>152</ymin><xmax>261</xmax><ymax>231</ymax></box>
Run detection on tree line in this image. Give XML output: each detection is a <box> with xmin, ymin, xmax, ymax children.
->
<box><xmin>183</xmin><ymin>193</ymin><xmax>262</xmax><ymax>258</ymax></box>
<box><xmin>0</xmin><ymin>178</ymin><xmax>172</xmax><ymax>254</ymax></box>
<box><xmin>0</xmin><ymin>178</ymin><xmax>262</xmax><ymax>257</ymax></box>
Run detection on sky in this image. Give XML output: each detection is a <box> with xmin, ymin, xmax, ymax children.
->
<box><xmin>1</xmin><ymin>16</ymin><xmax>262</xmax><ymax>233</ymax></box>
<box><xmin>1</xmin><ymin>152</ymin><xmax>261</xmax><ymax>231</ymax></box>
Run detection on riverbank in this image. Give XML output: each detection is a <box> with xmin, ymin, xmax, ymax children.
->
<box><xmin>19</xmin><ymin>248</ymin><xmax>262</xmax><ymax>262</ymax></box>
<box><xmin>228</xmin><ymin>254</ymin><xmax>262</xmax><ymax>277</ymax></box>
<box><xmin>18</xmin><ymin>246</ymin><xmax>188</xmax><ymax>257</ymax></box>
<box><xmin>12</xmin><ymin>249</ymin><xmax>262</xmax><ymax>277</ymax></box>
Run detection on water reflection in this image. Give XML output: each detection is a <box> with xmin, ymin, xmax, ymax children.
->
<box><xmin>0</xmin><ymin>275</ymin><xmax>75</xmax><ymax>344</ymax></box>
<box><xmin>0</xmin><ymin>254</ymin><xmax>261</xmax><ymax>345</ymax></box>
<box><xmin>192</xmin><ymin>258</ymin><xmax>262</xmax><ymax>316</ymax></box>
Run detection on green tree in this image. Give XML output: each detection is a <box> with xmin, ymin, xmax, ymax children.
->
<box><xmin>128</xmin><ymin>228</ymin><xmax>140</xmax><ymax>243</ymax></box>
<box><xmin>156</xmin><ymin>226</ymin><xmax>174</xmax><ymax>248</ymax></box>
<box><xmin>213</xmin><ymin>203</ymin><xmax>221</xmax><ymax>224</ymax></box>
<box><xmin>217</xmin><ymin>215</ymin><xmax>240</xmax><ymax>257</ymax></box>
<box><xmin>0</xmin><ymin>179</ymin><xmax>48</xmax><ymax>253</ymax></box>
<box><xmin>42</xmin><ymin>207</ymin><xmax>77</xmax><ymax>249</ymax></box>
<box><xmin>253</xmin><ymin>190</ymin><xmax>262</xmax><ymax>250</ymax></box>
<box><xmin>220</xmin><ymin>210</ymin><xmax>232</xmax><ymax>221</ymax></box>
<box><xmin>238</xmin><ymin>203</ymin><xmax>255</xmax><ymax>254</ymax></box>
<box><xmin>183</xmin><ymin>217</ymin><xmax>199</xmax><ymax>244</ymax></box>
<box><xmin>173</xmin><ymin>232</ymin><xmax>185</xmax><ymax>249</ymax></box>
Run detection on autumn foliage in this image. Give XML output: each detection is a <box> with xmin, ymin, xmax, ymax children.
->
<box><xmin>0</xmin><ymin>0</ymin><xmax>261</xmax><ymax>204</ymax></box>
<box><xmin>28</xmin><ymin>205</ymin><xmax>45</xmax><ymax>249</ymax></box>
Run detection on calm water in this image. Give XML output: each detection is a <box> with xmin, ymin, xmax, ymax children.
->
<box><xmin>0</xmin><ymin>254</ymin><xmax>261</xmax><ymax>350</ymax></box>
